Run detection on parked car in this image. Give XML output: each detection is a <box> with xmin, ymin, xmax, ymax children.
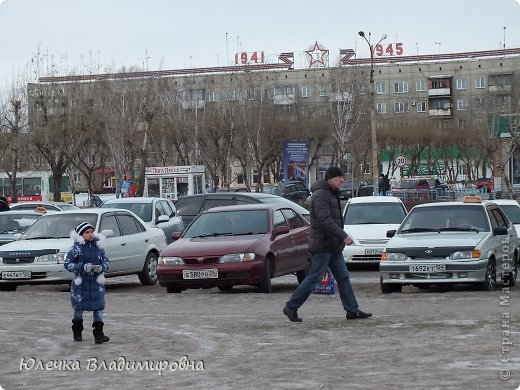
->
<box><xmin>0</xmin><ymin>210</ymin><xmax>49</xmax><ymax>246</ymax></box>
<box><xmin>489</xmin><ymin>199</ymin><xmax>520</xmax><ymax>237</ymax></box>
<box><xmin>392</xmin><ymin>177</ymin><xmax>449</xmax><ymax>200</ymax></box>
<box><xmin>338</xmin><ymin>179</ymin><xmax>373</xmax><ymax>200</ymax></box>
<box><xmin>174</xmin><ymin>192</ymin><xmax>310</xmax><ymax>227</ymax></box>
<box><xmin>101</xmin><ymin>197</ymin><xmax>184</xmax><ymax>244</ymax></box>
<box><xmin>215</xmin><ymin>185</ymin><xmax>250</xmax><ymax>192</ymax></box>
<box><xmin>263</xmin><ymin>181</ymin><xmax>310</xmax><ymax>204</ymax></box>
<box><xmin>0</xmin><ymin>209</ymin><xmax>167</xmax><ymax>291</ymax></box>
<box><xmin>380</xmin><ymin>196</ymin><xmax>519</xmax><ymax>293</ymax></box>
<box><xmin>342</xmin><ymin>196</ymin><xmax>407</xmax><ymax>264</ymax></box>
<box><xmin>476</xmin><ymin>177</ymin><xmax>494</xmax><ymax>192</ymax></box>
<box><xmin>157</xmin><ymin>203</ymin><xmax>311</xmax><ymax>293</ymax></box>
<box><xmin>10</xmin><ymin>201</ymin><xmax>80</xmax><ymax>212</ymax></box>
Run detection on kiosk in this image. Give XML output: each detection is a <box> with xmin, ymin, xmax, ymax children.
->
<box><xmin>144</xmin><ymin>165</ymin><xmax>206</xmax><ymax>199</ymax></box>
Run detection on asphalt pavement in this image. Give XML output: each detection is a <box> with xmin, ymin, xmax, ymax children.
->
<box><xmin>1</xmin><ymin>269</ymin><xmax>518</xmax><ymax>390</ymax></box>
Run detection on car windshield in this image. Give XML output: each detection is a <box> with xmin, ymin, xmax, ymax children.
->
<box><xmin>344</xmin><ymin>203</ymin><xmax>406</xmax><ymax>225</ymax></box>
<box><xmin>22</xmin><ymin>213</ymin><xmax>98</xmax><ymax>239</ymax></box>
<box><xmin>0</xmin><ymin>214</ymin><xmax>41</xmax><ymax>233</ymax></box>
<box><xmin>399</xmin><ymin>205</ymin><xmax>489</xmax><ymax>233</ymax></box>
<box><xmin>499</xmin><ymin>204</ymin><xmax>520</xmax><ymax>224</ymax></box>
<box><xmin>102</xmin><ymin>202</ymin><xmax>152</xmax><ymax>222</ymax></box>
<box><xmin>184</xmin><ymin>210</ymin><xmax>268</xmax><ymax>238</ymax></box>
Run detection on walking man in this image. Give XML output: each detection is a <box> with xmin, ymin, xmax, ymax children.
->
<box><xmin>283</xmin><ymin>166</ymin><xmax>372</xmax><ymax>322</ymax></box>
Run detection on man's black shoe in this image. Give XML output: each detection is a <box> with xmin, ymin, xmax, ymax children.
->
<box><xmin>346</xmin><ymin>310</ymin><xmax>372</xmax><ymax>320</ymax></box>
<box><xmin>283</xmin><ymin>305</ymin><xmax>302</xmax><ymax>322</ymax></box>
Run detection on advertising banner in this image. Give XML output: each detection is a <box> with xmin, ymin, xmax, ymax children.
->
<box><xmin>283</xmin><ymin>141</ymin><xmax>309</xmax><ymax>186</ymax></box>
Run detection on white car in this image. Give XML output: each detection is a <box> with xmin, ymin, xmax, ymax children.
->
<box><xmin>488</xmin><ymin>199</ymin><xmax>520</xmax><ymax>236</ymax></box>
<box><xmin>10</xmin><ymin>201</ymin><xmax>80</xmax><ymax>212</ymax></box>
<box><xmin>380</xmin><ymin>196</ymin><xmax>519</xmax><ymax>293</ymax></box>
<box><xmin>342</xmin><ymin>196</ymin><xmax>407</xmax><ymax>264</ymax></box>
<box><xmin>101</xmin><ymin>197</ymin><xmax>184</xmax><ymax>244</ymax></box>
<box><xmin>0</xmin><ymin>209</ymin><xmax>167</xmax><ymax>291</ymax></box>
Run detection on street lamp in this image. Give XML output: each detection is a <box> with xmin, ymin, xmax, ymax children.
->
<box><xmin>358</xmin><ymin>31</ymin><xmax>387</xmax><ymax>192</ymax></box>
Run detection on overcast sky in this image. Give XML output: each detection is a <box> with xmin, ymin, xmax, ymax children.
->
<box><xmin>1</xmin><ymin>0</ymin><xmax>520</xmax><ymax>85</ymax></box>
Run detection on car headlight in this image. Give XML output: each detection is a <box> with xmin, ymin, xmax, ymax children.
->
<box><xmin>34</xmin><ymin>253</ymin><xmax>66</xmax><ymax>263</ymax></box>
<box><xmin>449</xmin><ymin>250</ymin><xmax>481</xmax><ymax>260</ymax></box>
<box><xmin>382</xmin><ymin>252</ymin><xmax>407</xmax><ymax>261</ymax></box>
<box><xmin>219</xmin><ymin>253</ymin><xmax>256</xmax><ymax>263</ymax></box>
<box><xmin>158</xmin><ymin>256</ymin><xmax>184</xmax><ymax>265</ymax></box>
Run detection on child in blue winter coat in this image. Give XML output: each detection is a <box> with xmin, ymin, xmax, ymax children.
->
<box><xmin>64</xmin><ymin>222</ymin><xmax>110</xmax><ymax>343</ymax></box>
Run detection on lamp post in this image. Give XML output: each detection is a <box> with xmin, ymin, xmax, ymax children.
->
<box><xmin>358</xmin><ymin>31</ymin><xmax>386</xmax><ymax>192</ymax></box>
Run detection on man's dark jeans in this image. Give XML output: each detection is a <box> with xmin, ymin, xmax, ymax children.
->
<box><xmin>286</xmin><ymin>251</ymin><xmax>359</xmax><ymax>313</ymax></box>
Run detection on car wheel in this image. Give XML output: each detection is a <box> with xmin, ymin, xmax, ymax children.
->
<box><xmin>218</xmin><ymin>285</ymin><xmax>233</xmax><ymax>292</ymax></box>
<box><xmin>0</xmin><ymin>284</ymin><xmax>17</xmax><ymax>291</ymax></box>
<box><xmin>503</xmin><ymin>252</ymin><xmax>518</xmax><ymax>287</ymax></box>
<box><xmin>296</xmin><ymin>257</ymin><xmax>311</xmax><ymax>284</ymax></box>
<box><xmin>258</xmin><ymin>258</ymin><xmax>272</xmax><ymax>293</ymax></box>
<box><xmin>380</xmin><ymin>277</ymin><xmax>402</xmax><ymax>294</ymax></box>
<box><xmin>479</xmin><ymin>260</ymin><xmax>496</xmax><ymax>291</ymax></box>
<box><xmin>138</xmin><ymin>252</ymin><xmax>159</xmax><ymax>285</ymax></box>
<box><xmin>166</xmin><ymin>285</ymin><xmax>182</xmax><ymax>293</ymax></box>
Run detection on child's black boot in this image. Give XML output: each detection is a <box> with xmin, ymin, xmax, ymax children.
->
<box><xmin>92</xmin><ymin>321</ymin><xmax>110</xmax><ymax>344</ymax></box>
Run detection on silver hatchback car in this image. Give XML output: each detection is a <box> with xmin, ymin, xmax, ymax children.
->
<box><xmin>380</xmin><ymin>196</ymin><xmax>519</xmax><ymax>293</ymax></box>
<box><xmin>101</xmin><ymin>197</ymin><xmax>184</xmax><ymax>244</ymax></box>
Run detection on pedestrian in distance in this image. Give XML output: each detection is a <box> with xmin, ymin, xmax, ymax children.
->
<box><xmin>378</xmin><ymin>174</ymin><xmax>385</xmax><ymax>195</ymax></box>
<box><xmin>383</xmin><ymin>174</ymin><xmax>390</xmax><ymax>195</ymax></box>
<box><xmin>283</xmin><ymin>166</ymin><xmax>372</xmax><ymax>323</ymax></box>
<box><xmin>0</xmin><ymin>196</ymin><xmax>9</xmax><ymax>211</ymax></box>
<box><xmin>64</xmin><ymin>222</ymin><xmax>110</xmax><ymax>343</ymax></box>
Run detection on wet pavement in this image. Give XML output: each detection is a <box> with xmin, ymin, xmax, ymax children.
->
<box><xmin>1</xmin><ymin>270</ymin><xmax>518</xmax><ymax>389</ymax></box>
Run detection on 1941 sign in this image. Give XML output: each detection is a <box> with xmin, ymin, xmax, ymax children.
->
<box><xmin>235</xmin><ymin>51</ymin><xmax>265</xmax><ymax>65</ymax></box>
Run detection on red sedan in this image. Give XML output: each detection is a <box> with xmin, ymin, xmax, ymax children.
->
<box><xmin>157</xmin><ymin>203</ymin><xmax>310</xmax><ymax>293</ymax></box>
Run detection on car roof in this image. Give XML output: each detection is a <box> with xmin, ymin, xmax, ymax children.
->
<box><xmin>40</xmin><ymin>208</ymin><xmax>132</xmax><ymax>216</ymax></box>
<box><xmin>348</xmin><ymin>196</ymin><xmax>404</xmax><ymax>204</ymax></box>
<box><xmin>0</xmin><ymin>210</ymin><xmax>48</xmax><ymax>216</ymax></box>
<box><xmin>10</xmin><ymin>201</ymin><xmax>78</xmax><ymax>208</ymax></box>
<box><xmin>412</xmin><ymin>201</ymin><xmax>487</xmax><ymax>209</ymax></box>
<box><xmin>103</xmin><ymin>197</ymin><xmax>162</xmax><ymax>204</ymax></box>
<box><xmin>204</xmin><ymin>203</ymin><xmax>282</xmax><ymax>213</ymax></box>
<box><xmin>485</xmin><ymin>199</ymin><xmax>519</xmax><ymax>206</ymax></box>
<box><xmin>177</xmin><ymin>192</ymin><xmax>283</xmax><ymax>200</ymax></box>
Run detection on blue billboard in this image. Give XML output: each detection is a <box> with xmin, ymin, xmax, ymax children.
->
<box><xmin>283</xmin><ymin>141</ymin><xmax>309</xmax><ymax>187</ymax></box>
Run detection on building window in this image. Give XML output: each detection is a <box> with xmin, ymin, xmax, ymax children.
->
<box><xmin>225</xmin><ymin>89</ymin><xmax>238</xmax><ymax>101</ymax></box>
<box><xmin>393</xmin><ymin>82</ymin><xmax>408</xmax><ymax>94</ymax></box>
<box><xmin>456</xmin><ymin>98</ymin><xmax>467</xmax><ymax>110</ymax></box>
<box><xmin>358</xmin><ymin>84</ymin><xmax>368</xmax><ymax>94</ymax></box>
<box><xmin>456</xmin><ymin>78</ymin><xmax>467</xmax><ymax>90</ymax></box>
<box><xmin>416</xmin><ymin>101</ymin><xmax>427</xmax><ymax>112</ymax></box>
<box><xmin>475</xmin><ymin>77</ymin><xmax>485</xmax><ymax>89</ymax></box>
<box><xmin>437</xmin><ymin>120</ymin><xmax>449</xmax><ymax>130</ymax></box>
<box><xmin>319</xmin><ymin>107</ymin><xmax>327</xmax><ymax>116</ymax></box>
<box><xmin>375</xmin><ymin>82</ymin><xmax>386</xmax><ymax>94</ymax></box>
<box><xmin>207</xmin><ymin>90</ymin><xmax>220</xmax><ymax>102</ymax></box>
<box><xmin>319</xmin><ymin>85</ymin><xmax>328</xmax><ymax>97</ymax></box>
<box><xmin>394</xmin><ymin>102</ymin><xmax>408</xmax><ymax>113</ymax></box>
<box><xmin>377</xmin><ymin>122</ymin><xmax>384</xmax><ymax>130</ymax></box>
<box><xmin>458</xmin><ymin>119</ymin><xmax>467</xmax><ymax>129</ymax></box>
<box><xmin>301</xmin><ymin>86</ymin><xmax>311</xmax><ymax>97</ymax></box>
<box><xmin>475</xmin><ymin>96</ymin><xmax>486</xmax><ymax>109</ymax></box>
<box><xmin>376</xmin><ymin>102</ymin><xmax>386</xmax><ymax>114</ymax></box>
<box><xmin>416</xmin><ymin>80</ymin><xmax>426</xmax><ymax>92</ymax></box>
<box><xmin>361</xmin><ymin>164</ymin><xmax>370</xmax><ymax>174</ymax></box>
<box><xmin>246</xmin><ymin>88</ymin><xmax>256</xmax><ymax>100</ymax></box>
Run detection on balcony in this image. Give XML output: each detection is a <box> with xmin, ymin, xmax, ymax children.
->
<box><xmin>428</xmin><ymin>88</ymin><xmax>451</xmax><ymax>97</ymax></box>
<box><xmin>488</xmin><ymin>85</ymin><xmax>512</xmax><ymax>94</ymax></box>
<box><xmin>429</xmin><ymin>108</ymin><xmax>452</xmax><ymax>117</ymax></box>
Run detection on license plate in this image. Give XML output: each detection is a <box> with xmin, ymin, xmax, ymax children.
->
<box><xmin>365</xmin><ymin>248</ymin><xmax>383</xmax><ymax>255</ymax></box>
<box><xmin>2</xmin><ymin>270</ymin><xmax>31</xmax><ymax>280</ymax></box>
<box><xmin>409</xmin><ymin>264</ymin><xmax>446</xmax><ymax>273</ymax></box>
<box><xmin>183</xmin><ymin>269</ymin><xmax>218</xmax><ymax>279</ymax></box>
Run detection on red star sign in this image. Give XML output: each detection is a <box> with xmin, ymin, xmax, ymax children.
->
<box><xmin>305</xmin><ymin>41</ymin><xmax>329</xmax><ymax>66</ymax></box>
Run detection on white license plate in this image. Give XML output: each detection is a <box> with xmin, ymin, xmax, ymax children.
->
<box><xmin>365</xmin><ymin>248</ymin><xmax>383</xmax><ymax>255</ymax></box>
<box><xmin>409</xmin><ymin>264</ymin><xmax>446</xmax><ymax>273</ymax></box>
<box><xmin>2</xmin><ymin>271</ymin><xmax>31</xmax><ymax>280</ymax></box>
<box><xmin>183</xmin><ymin>269</ymin><xmax>218</xmax><ymax>279</ymax></box>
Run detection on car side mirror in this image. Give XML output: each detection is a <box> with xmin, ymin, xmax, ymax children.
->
<box><xmin>157</xmin><ymin>215</ymin><xmax>169</xmax><ymax>224</ymax></box>
<box><xmin>100</xmin><ymin>229</ymin><xmax>114</xmax><ymax>238</ymax></box>
<box><xmin>172</xmin><ymin>231</ymin><xmax>182</xmax><ymax>241</ymax></box>
<box><xmin>386</xmin><ymin>230</ymin><xmax>396</xmax><ymax>238</ymax></box>
<box><xmin>272</xmin><ymin>225</ymin><xmax>290</xmax><ymax>239</ymax></box>
<box><xmin>493</xmin><ymin>226</ymin><xmax>508</xmax><ymax>236</ymax></box>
